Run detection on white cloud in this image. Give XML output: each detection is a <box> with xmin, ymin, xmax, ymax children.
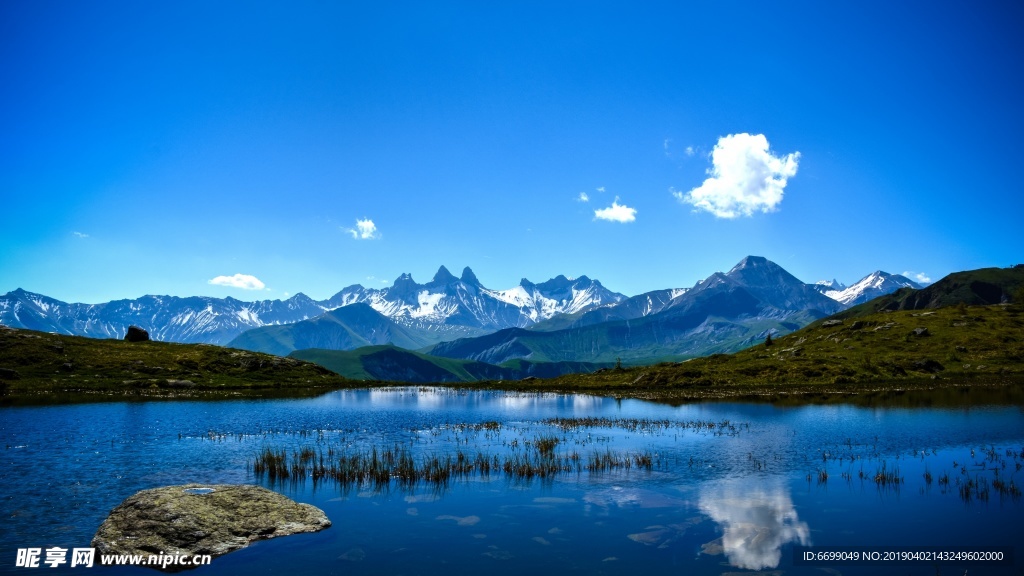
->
<box><xmin>903</xmin><ymin>271</ymin><xmax>932</xmax><ymax>284</ymax></box>
<box><xmin>685</xmin><ymin>145</ymin><xmax>695</xmax><ymax>157</ymax></box>
<box><xmin>577</xmin><ymin>192</ymin><xmax>590</xmax><ymax>202</ymax></box>
<box><xmin>72</xmin><ymin>231</ymin><xmax>89</xmax><ymax>238</ymax></box>
<box><xmin>347</xmin><ymin>218</ymin><xmax>380</xmax><ymax>240</ymax></box>
<box><xmin>675</xmin><ymin>133</ymin><xmax>800</xmax><ymax>218</ymax></box>
<box><xmin>208</xmin><ymin>274</ymin><xmax>266</xmax><ymax>290</ymax></box>
<box><xmin>596</xmin><ymin>186</ymin><xmax>606</xmax><ymax>193</ymax></box>
<box><xmin>594</xmin><ymin>197</ymin><xmax>637</xmax><ymax>223</ymax></box>
<box><xmin>699</xmin><ymin>480</ymin><xmax>810</xmax><ymax>570</ymax></box>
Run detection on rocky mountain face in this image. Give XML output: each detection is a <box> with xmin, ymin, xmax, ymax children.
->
<box><xmin>428</xmin><ymin>256</ymin><xmax>844</xmax><ymax>364</ymax></box>
<box><xmin>0</xmin><ymin>267</ymin><xmax>626</xmax><ymax>346</ymax></box>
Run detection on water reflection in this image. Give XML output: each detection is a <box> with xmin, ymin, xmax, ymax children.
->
<box><xmin>698</xmin><ymin>478</ymin><xmax>810</xmax><ymax>570</ymax></box>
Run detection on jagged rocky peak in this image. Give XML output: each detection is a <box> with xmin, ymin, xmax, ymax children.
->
<box><xmin>390</xmin><ymin>272</ymin><xmax>420</xmax><ymax>296</ymax></box>
<box><xmin>519</xmin><ymin>278</ymin><xmax>536</xmax><ymax>290</ymax></box>
<box><xmin>460</xmin><ymin>267</ymin><xmax>481</xmax><ymax>286</ymax></box>
<box><xmin>431</xmin><ymin>265</ymin><xmax>458</xmax><ymax>285</ymax></box>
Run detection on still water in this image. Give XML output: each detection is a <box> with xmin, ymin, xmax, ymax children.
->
<box><xmin>2</xmin><ymin>388</ymin><xmax>1023</xmax><ymax>574</ymax></box>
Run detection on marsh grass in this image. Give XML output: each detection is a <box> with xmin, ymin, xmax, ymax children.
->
<box><xmin>252</xmin><ymin>437</ymin><xmax>658</xmax><ymax>491</ymax></box>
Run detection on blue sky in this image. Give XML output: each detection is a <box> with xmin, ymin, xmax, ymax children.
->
<box><xmin>2</xmin><ymin>1</ymin><xmax>1022</xmax><ymax>303</ymax></box>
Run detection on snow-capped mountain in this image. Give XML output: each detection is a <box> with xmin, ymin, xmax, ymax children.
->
<box><xmin>0</xmin><ymin>288</ymin><xmax>331</xmax><ymax>344</ymax></box>
<box><xmin>812</xmin><ymin>278</ymin><xmax>847</xmax><ymax>294</ymax></box>
<box><xmin>818</xmin><ymin>271</ymin><xmax>922</xmax><ymax>306</ymax></box>
<box><xmin>0</xmin><ymin>266</ymin><xmax>626</xmax><ymax>346</ymax></box>
<box><xmin>322</xmin><ymin>266</ymin><xmax>625</xmax><ymax>336</ymax></box>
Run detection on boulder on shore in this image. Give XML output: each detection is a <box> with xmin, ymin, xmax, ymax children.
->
<box><xmin>124</xmin><ymin>326</ymin><xmax>150</xmax><ymax>342</ymax></box>
<box><xmin>92</xmin><ymin>484</ymin><xmax>330</xmax><ymax>569</ymax></box>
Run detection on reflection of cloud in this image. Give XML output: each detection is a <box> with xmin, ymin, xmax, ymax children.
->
<box><xmin>698</xmin><ymin>480</ymin><xmax>810</xmax><ymax>570</ymax></box>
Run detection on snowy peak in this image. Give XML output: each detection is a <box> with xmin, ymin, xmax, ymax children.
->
<box><xmin>823</xmin><ymin>271</ymin><xmax>922</xmax><ymax>306</ymax></box>
<box><xmin>814</xmin><ymin>278</ymin><xmax>846</xmax><ymax>290</ymax></box>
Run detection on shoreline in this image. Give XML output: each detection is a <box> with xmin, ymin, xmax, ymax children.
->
<box><xmin>4</xmin><ymin>375</ymin><xmax>1022</xmax><ymax>408</ymax></box>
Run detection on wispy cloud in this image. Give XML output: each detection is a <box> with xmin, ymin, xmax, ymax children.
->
<box><xmin>72</xmin><ymin>231</ymin><xmax>89</xmax><ymax>238</ymax></box>
<box><xmin>594</xmin><ymin>197</ymin><xmax>637</xmax><ymax>223</ymax></box>
<box><xmin>674</xmin><ymin>133</ymin><xmax>800</xmax><ymax>218</ymax></box>
<box><xmin>596</xmin><ymin>186</ymin><xmax>606</xmax><ymax>193</ymax></box>
<box><xmin>903</xmin><ymin>270</ymin><xmax>932</xmax><ymax>284</ymax></box>
<box><xmin>685</xmin><ymin>145</ymin><xmax>695</xmax><ymax>157</ymax></box>
<box><xmin>208</xmin><ymin>273</ymin><xmax>266</xmax><ymax>290</ymax></box>
<box><xmin>346</xmin><ymin>218</ymin><xmax>380</xmax><ymax>240</ymax></box>
<box><xmin>577</xmin><ymin>192</ymin><xmax>590</xmax><ymax>202</ymax></box>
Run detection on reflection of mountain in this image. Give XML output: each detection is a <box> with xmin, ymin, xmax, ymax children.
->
<box><xmin>698</xmin><ymin>480</ymin><xmax>810</xmax><ymax>570</ymax></box>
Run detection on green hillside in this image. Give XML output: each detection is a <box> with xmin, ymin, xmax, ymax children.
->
<box><xmin>0</xmin><ymin>326</ymin><xmax>351</xmax><ymax>401</ymax></box>
<box><xmin>481</xmin><ymin>302</ymin><xmax>1024</xmax><ymax>397</ymax></box>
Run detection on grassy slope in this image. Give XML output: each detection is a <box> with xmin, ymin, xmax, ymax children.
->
<box><xmin>0</xmin><ymin>326</ymin><xmax>351</xmax><ymax>400</ymax></box>
<box><xmin>471</xmin><ymin>303</ymin><xmax>1024</xmax><ymax>397</ymax></box>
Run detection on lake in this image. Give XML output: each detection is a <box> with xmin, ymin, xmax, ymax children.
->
<box><xmin>2</xmin><ymin>387</ymin><xmax>1023</xmax><ymax>574</ymax></box>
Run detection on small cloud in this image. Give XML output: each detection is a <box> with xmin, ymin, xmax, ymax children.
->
<box><xmin>346</xmin><ymin>218</ymin><xmax>380</xmax><ymax>240</ymax></box>
<box><xmin>903</xmin><ymin>271</ymin><xmax>932</xmax><ymax>284</ymax></box>
<box><xmin>594</xmin><ymin>197</ymin><xmax>637</xmax><ymax>223</ymax></box>
<box><xmin>685</xmin><ymin>146</ymin><xmax>695</xmax><ymax>157</ymax></box>
<box><xmin>577</xmin><ymin>192</ymin><xmax>590</xmax><ymax>202</ymax></box>
<box><xmin>283</xmin><ymin>291</ymin><xmax>290</xmax><ymax>297</ymax></box>
<box><xmin>72</xmin><ymin>231</ymin><xmax>89</xmax><ymax>238</ymax></box>
<box><xmin>208</xmin><ymin>274</ymin><xmax>266</xmax><ymax>290</ymax></box>
<box><xmin>674</xmin><ymin>133</ymin><xmax>800</xmax><ymax>218</ymax></box>
<box><xmin>596</xmin><ymin>186</ymin><xmax>606</xmax><ymax>193</ymax></box>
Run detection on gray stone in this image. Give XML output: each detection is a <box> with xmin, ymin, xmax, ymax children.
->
<box><xmin>821</xmin><ymin>319</ymin><xmax>844</xmax><ymax>328</ymax></box>
<box><xmin>911</xmin><ymin>327</ymin><xmax>930</xmax><ymax>337</ymax></box>
<box><xmin>92</xmin><ymin>484</ymin><xmax>330</xmax><ymax>568</ymax></box>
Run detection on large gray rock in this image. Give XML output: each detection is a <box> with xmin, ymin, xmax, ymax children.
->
<box><xmin>92</xmin><ymin>484</ymin><xmax>330</xmax><ymax>567</ymax></box>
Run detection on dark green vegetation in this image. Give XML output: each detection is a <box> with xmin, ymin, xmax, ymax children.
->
<box><xmin>0</xmin><ymin>325</ymin><xmax>351</xmax><ymax>402</ymax></box>
<box><xmin>289</xmin><ymin>345</ymin><xmax>612</xmax><ymax>383</ymax></box>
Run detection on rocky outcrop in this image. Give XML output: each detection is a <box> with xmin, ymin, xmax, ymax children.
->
<box><xmin>124</xmin><ymin>326</ymin><xmax>150</xmax><ymax>342</ymax></box>
<box><xmin>92</xmin><ymin>484</ymin><xmax>330</xmax><ymax>568</ymax></box>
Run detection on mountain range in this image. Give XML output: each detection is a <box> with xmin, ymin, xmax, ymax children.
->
<box><xmin>426</xmin><ymin>256</ymin><xmax>845</xmax><ymax>364</ymax></box>
<box><xmin>0</xmin><ymin>258</ymin><xmax>924</xmax><ymax>369</ymax></box>
<box><xmin>0</xmin><ymin>266</ymin><xmax>624</xmax><ymax>346</ymax></box>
